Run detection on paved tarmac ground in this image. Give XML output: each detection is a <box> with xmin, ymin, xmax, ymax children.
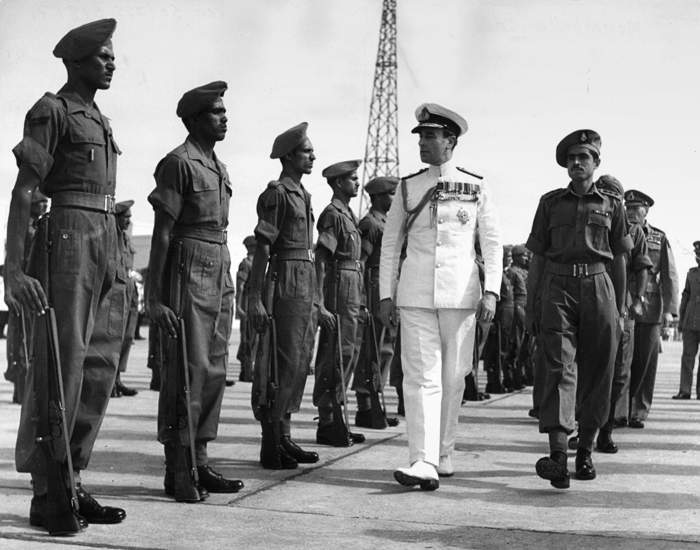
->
<box><xmin>0</xmin><ymin>329</ymin><xmax>699</xmax><ymax>550</ymax></box>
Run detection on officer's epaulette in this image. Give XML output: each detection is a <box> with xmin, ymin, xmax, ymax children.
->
<box><xmin>599</xmin><ymin>188</ymin><xmax>623</xmax><ymax>201</ymax></box>
<box><xmin>540</xmin><ymin>188</ymin><xmax>567</xmax><ymax>201</ymax></box>
<box><xmin>456</xmin><ymin>167</ymin><xmax>483</xmax><ymax>180</ymax></box>
<box><xmin>401</xmin><ymin>168</ymin><xmax>428</xmax><ymax>181</ymax></box>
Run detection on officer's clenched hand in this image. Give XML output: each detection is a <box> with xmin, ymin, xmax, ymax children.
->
<box><xmin>630</xmin><ymin>297</ymin><xmax>644</xmax><ymax>320</ymax></box>
<box><xmin>247</xmin><ymin>297</ymin><xmax>269</xmax><ymax>333</ymax></box>
<box><xmin>378</xmin><ymin>298</ymin><xmax>396</xmax><ymax>327</ymax></box>
<box><xmin>662</xmin><ymin>312</ymin><xmax>674</xmax><ymax>327</ymax></box>
<box><xmin>4</xmin><ymin>268</ymin><xmax>48</xmax><ymax>315</ymax></box>
<box><xmin>317</xmin><ymin>305</ymin><xmax>336</xmax><ymax>331</ymax></box>
<box><xmin>476</xmin><ymin>292</ymin><xmax>497</xmax><ymax>323</ymax></box>
<box><xmin>150</xmin><ymin>302</ymin><xmax>178</xmax><ymax>339</ymax></box>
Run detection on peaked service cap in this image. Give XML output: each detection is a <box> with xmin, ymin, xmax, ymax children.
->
<box><xmin>411</xmin><ymin>103</ymin><xmax>468</xmax><ymax>137</ymax></box>
<box><xmin>624</xmin><ymin>189</ymin><xmax>654</xmax><ymax>208</ymax></box>
<box><xmin>555</xmin><ymin>129</ymin><xmax>601</xmax><ymax>167</ymax></box>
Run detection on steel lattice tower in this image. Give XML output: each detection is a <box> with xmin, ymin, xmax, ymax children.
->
<box><xmin>358</xmin><ymin>0</ymin><xmax>399</xmax><ymax>216</ymax></box>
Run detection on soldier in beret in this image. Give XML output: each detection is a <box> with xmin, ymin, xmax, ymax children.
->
<box><xmin>526</xmin><ymin>130</ymin><xmax>632</xmax><ymax>489</ymax></box>
<box><xmin>313</xmin><ymin>160</ymin><xmax>367</xmax><ymax>446</ymax></box>
<box><xmin>113</xmin><ymin>200</ymin><xmax>138</xmax><ymax>397</ymax></box>
<box><xmin>675</xmin><ymin>241</ymin><xmax>700</xmax><ymax>399</ymax></box>
<box><xmin>235</xmin><ymin>235</ymin><xmax>258</xmax><ymax>382</ymax></box>
<box><xmin>623</xmin><ymin>190</ymin><xmax>679</xmax><ymax>425</ymax></box>
<box><xmin>247</xmin><ymin>122</ymin><xmax>319</xmax><ymax>469</ymax></box>
<box><xmin>5</xmin><ymin>18</ymin><xmax>126</xmax><ymax>533</ymax></box>
<box><xmin>379</xmin><ymin>103</ymin><xmax>502</xmax><ymax>489</ymax></box>
<box><xmin>352</xmin><ymin>176</ymin><xmax>401</xmax><ymax>429</ymax></box>
<box><xmin>148</xmin><ymin>81</ymin><xmax>243</xmax><ymax>502</ymax></box>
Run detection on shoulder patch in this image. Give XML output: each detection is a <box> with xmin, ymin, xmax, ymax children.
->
<box><xmin>541</xmin><ymin>188</ymin><xmax>567</xmax><ymax>201</ymax></box>
<box><xmin>402</xmin><ymin>168</ymin><xmax>428</xmax><ymax>181</ymax></box>
<box><xmin>457</xmin><ymin>167</ymin><xmax>483</xmax><ymax>179</ymax></box>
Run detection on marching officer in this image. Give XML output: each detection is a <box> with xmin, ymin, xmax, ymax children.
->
<box><xmin>379</xmin><ymin>103</ymin><xmax>502</xmax><ymax>489</ymax></box>
<box><xmin>313</xmin><ymin>160</ymin><xmax>367</xmax><ymax>446</ymax></box>
<box><xmin>526</xmin><ymin>130</ymin><xmax>631</xmax><ymax>489</ymax></box>
<box><xmin>625</xmin><ymin>190</ymin><xmax>679</xmax><ymax>427</ymax></box>
<box><xmin>247</xmin><ymin>122</ymin><xmax>319</xmax><ymax>469</ymax></box>
<box><xmin>673</xmin><ymin>240</ymin><xmax>700</xmax><ymax>399</ymax></box>
<box><xmin>114</xmin><ymin>200</ymin><xmax>138</xmax><ymax>397</ymax></box>
<box><xmin>6</xmin><ymin>19</ymin><xmax>127</xmax><ymax>533</ymax></box>
<box><xmin>148</xmin><ymin>81</ymin><xmax>243</xmax><ymax>502</ymax></box>
<box><xmin>235</xmin><ymin>235</ymin><xmax>258</xmax><ymax>382</ymax></box>
<box><xmin>353</xmin><ymin>176</ymin><xmax>400</xmax><ymax>429</ymax></box>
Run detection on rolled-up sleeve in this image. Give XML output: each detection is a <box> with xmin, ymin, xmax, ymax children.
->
<box><xmin>476</xmin><ymin>179</ymin><xmax>503</xmax><ymax>297</ymax></box>
<box><xmin>12</xmin><ymin>96</ymin><xmax>64</xmax><ymax>181</ymax></box>
<box><xmin>379</xmin><ymin>182</ymin><xmax>407</xmax><ymax>301</ymax></box>
<box><xmin>254</xmin><ymin>186</ymin><xmax>285</xmax><ymax>245</ymax></box>
<box><xmin>316</xmin><ymin>209</ymin><xmax>339</xmax><ymax>254</ymax></box>
<box><xmin>149</xmin><ymin>155</ymin><xmax>187</xmax><ymax>220</ymax></box>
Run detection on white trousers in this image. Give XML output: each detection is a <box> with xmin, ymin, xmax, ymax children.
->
<box><xmin>400</xmin><ymin>307</ymin><xmax>477</xmax><ymax>466</ymax></box>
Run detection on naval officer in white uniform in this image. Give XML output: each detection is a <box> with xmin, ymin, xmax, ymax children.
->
<box><xmin>379</xmin><ymin>103</ymin><xmax>502</xmax><ymax>489</ymax></box>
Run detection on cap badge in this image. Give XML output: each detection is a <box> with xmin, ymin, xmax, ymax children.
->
<box><xmin>580</xmin><ymin>132</ymin><xmax>588</xmax><ymax>143</ymax></box>
<box><xmin>419</xmin><ymin>107</ymin><xmax>430</xmax><ymax>122</ymax></box>
<box><xmin>457</xmin><ymin>207</ymin><xmax>470</xmax><ymax>225</ymax></box>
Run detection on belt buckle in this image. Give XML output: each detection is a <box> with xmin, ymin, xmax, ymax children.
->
<box><xmin>104</xmin><ymin>194</ymin><xmax>115</xmax><ymax>213</ymax></box>
<box><xmin>307</xmin><ymin>249</ymin><xmax>314</xmax><ymax>262</ymax></box>
<box><xmin>573</xmin><ymin>263</ymin><xmax>588</xmax><ymax>277</ymax></box>
<box><xmin>355</xmin><ymin>260</ymin><xmax>362</xmax><ymax>271</ymax></box>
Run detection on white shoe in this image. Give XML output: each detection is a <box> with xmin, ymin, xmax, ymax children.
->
<box><xmin>437</xmin><ymin>455</ymin><xmax>454</xmax><ymax>477</ymax></box>
<box><xmin>393</xmin><ymin>460</ymin><xmax>439</xmax><ymax>490</ymax></box>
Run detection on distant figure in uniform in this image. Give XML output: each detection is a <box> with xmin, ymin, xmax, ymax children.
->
<box><xmin>148</xmin><ymin>81</ymin><xmax>243</xmax><ymax>502</ymax></box>
<box><xmin>353</xmin><ymin>175</ymin><xmax>400</xmax><ymax>429</ymax></box>
<box><xmin>625</xmin><ymin>190</ymin><xmax>679</xmax><ymax>427</ymax></box>
<box><xmin>313</xmin><ymin>160</ymin><xmax>367</xmax><ymax>446</ymax></box>
<box><xmin>248</xmin><ymin>122</ymin><xmax>319</xmax><ymax>469</ymax></box>
<box><xmin>6</xmin><ymin>19</ymin><xmax>127</xmax><ymax>532</ymax></box>
<box><xmin>5</xmin><ymin>190</ymin><xmax>49</xmax><ymax>404</ymax></box>
<box><xmin>379</xmin><ymin>103</ymin><xmax>502</xmax><ymax>489</ymax></box>
<box><xmin>235</xmin><ymin>235</ymin><xmax>257</xmax><ymax>382</ymax></box>
<box><xmin>508</xmin><ymin>244</ymin><xmax>530</xmax><ymax>385</ymax></box>
<box><xmin>526</xmin><ymin>130</ymin><xmax>631</xmax><ymax>489</ymax></box>
<box><xmin>113</xmin><ymin>200</ymin><xmax>138</xmax><ymax>397</ymax></box>
<box><xmin>673</xmin><ymin>240</ymin><xmax>700</xmax><ymax>399</ymax></box>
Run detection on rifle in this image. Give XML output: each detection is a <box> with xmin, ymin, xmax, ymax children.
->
<box><xmin>256</xmin><ymin>256</ymin><xmax>278</xmax><ymax>412</ymax></box>
<box><xmin>177</xmin><ymin>317</ymin><xmax>199</xmax><ymax>488</ymax></box>
<box><xmin>332</xmin><ymin>264</ymin><xmax>352</xmax><ymax>444</ymax></box>
<box><xmin>33</xmin><ymin>215</ymin><xmax>80</xmax><ymax>534</ymax></box>
<box><xmin>362</xmin><ymin>301</ymin><xmax>389</xmax><ymax>429</ymax></box>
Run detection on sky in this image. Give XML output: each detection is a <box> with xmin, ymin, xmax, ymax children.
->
<box><xmin>0</xmin><ymin>0</ymin><xmax>698</xmax><ymax>278</ymax></box>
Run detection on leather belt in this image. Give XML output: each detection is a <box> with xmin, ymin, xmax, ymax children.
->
<box><xmin>336</xmin><ymin>259</ymin><xmax>363</xmax><ymax>272</ymax></box>
<box><xmin>51</xmin><ymin>191</ymin><xmax>116</xmax><ymax>213</ymax></box>
<box><xmin>274</xmin><ymin>248</ymin><xmax>314</xmax><ymax>262</ymax></box>
<box><xmin>172</xmin><ymin>226</ymin><xmax>227</xmax><ymax>244</ymax></box>
<box><xmin>546</xmin><ymin>261</ymin><xmax>606</xmax><ymax>278</ymax></box>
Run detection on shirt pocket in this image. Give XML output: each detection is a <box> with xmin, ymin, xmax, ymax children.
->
<box><xmin>63</xmin><ymin>115</ymin><xmax>107</xmax><ymax>182</ymax></box>
<box><xmin>584</xmin><ymin>209</ymin><xmax>612</xmax><ymax>253</ymax></box>
<box><xmin>547</xmin><ymin>211</ymin><xmax>574</xmax><ymax>251</ymax></box>
<box><xmin>190</xmin><ymin>171</ymin><xmax>220</xmax><ymax>224</ymax></box>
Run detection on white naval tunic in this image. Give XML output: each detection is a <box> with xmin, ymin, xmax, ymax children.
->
<box><xmin>378</xmin><ymin>159</ymin><xmax>502</xmax><ymax>466</ymax></box>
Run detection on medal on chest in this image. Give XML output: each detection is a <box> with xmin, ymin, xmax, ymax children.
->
<box><xmin>457</xmin><ymin>207</ymin><xmax>470</xmax><ymax>225</ymax></box>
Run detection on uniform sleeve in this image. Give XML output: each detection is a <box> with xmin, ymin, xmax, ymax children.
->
<box><xmin>148</xmin><ymin>155</ymin><xmax>188</xmax><ymax>220</ymax></box>
<box><xmin>629</xmin><ymin>224</ymin><xmax>653</xmax><ymax>273</ymax></box>
<box><xmin>358</xmin><ymin>216</ymin><xmax>377</xmax><ymax>259</ymax></box>
<box><xmin>509</xmin><ymin>268</ymin><xmax>527</xmax><ymax>305</ymax></box>
<box><xmin>525</xmin><ymin>198</ymin><xmax>549</xmax><ymax>256</ymax></box>
<box><xmin>476</xmin><ymin>179</ymin><xmax>503</xmax><ymax>297</ymax></box>
<box><xmin>379</xmin><ymin>182</ymin><xmax>407</xmax><ymax>301</ymax></box>
<box><xmin>660</xmin><ymin>236</ymin><xmax>680</xmax><ymax>315</ymax></box>
<box><xmin>609</xmin><ymin>201</ymin><xmax>633</xmax><ymax>256</ymax></box>
<box><xmin>12</xmin><ymin>96</ymin><xmax>65</xmax><ymax>181</ymax></box>
<box><xmin>254</xmin><ymin>186</ymin><xmax>286</xmax><ymax>245</ymax></box>
<box><xmin>679</xmin><ymin>271</ymin><xmax>691</xmax><ymax>324</ymax></box>
<box><xmin>316</xmin><ymin>208</ymin><xmax>340</xmax><ymax>255</ymax></box>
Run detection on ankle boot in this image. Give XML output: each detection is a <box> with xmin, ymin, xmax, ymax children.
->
<box><xmin>260</xmin><ymin>421</ymin><xmax>297</xmax><ymax>470</ymax></box>
<box><xmin>164</xmin><ymin>444</ymin><xmax>200</xmax><ymax>503</ymax></box>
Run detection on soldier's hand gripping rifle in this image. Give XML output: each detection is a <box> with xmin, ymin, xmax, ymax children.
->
<box><xmin>33</xmin><ymin>215</ymin><xmax>81</xmax><ymax>535</ymax></box>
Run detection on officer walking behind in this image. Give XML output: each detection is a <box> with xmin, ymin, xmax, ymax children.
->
<box><xmin>674</xmin><ymin>241</ymin><xmax>700</xmax><ymax>400</ymax></box>
<box><xmin>5</xmin><ymin>19</ymin><xmax>127</xmax><ymax>533</ymax></box>
<box><xmin>147</xmin><ymin>82</ymin><xmax>243</xmax><ymax>502</ymax></box>
<box><xmin>625</xmin><ymin>190</ymin><xmax>679</xmax><ymax>427</ymax></box>
<box><xmin>113</xmin><ymin>200</ymin><xmax>138</xmax><ymax>397</ymax></box>
<box><xmin>526</xmin><ymin>130</ymin><xmax>631</xmax><ymax>489</ymax></box>
<box><xmin>247</xmin><ymin>123</ymin><xmax>319</xmax><ymax>469</ymax></box>
<box><xmin>592</xmin><ymin>175</ymin><xmax>651</xmax><ymax>452</ymax></box>
<box><xmin>235</xmin><ymin>235</ymin><xmax>258</xmax><ymax>383</ymax></box>
<box><xmin>379</xmin><ymin>103</ymin><xmax>502</xmax><ymax>489</ymax></box>
<box><xmin>352</xmin><ymin>176</ymin><xmax>400</xmax><ymax>429</ymax></box>
<box><xmin>508</xmin><ymin>245</ymin><xmax>530</xmax><ymax>386</ymax></box>
<box><xmin>5</xmin><ymin>190</ymin><xmax>49</xmax><ymax>404</ymax></box>
<box><xmin>313</xmin><ymin>160</ymin><xmax>367</xmax><ymax>446</ymax></box>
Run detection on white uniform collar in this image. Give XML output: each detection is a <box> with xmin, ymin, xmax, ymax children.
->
<box><xmin>427</xmin><ymin>158</ymin><xmax>455</xmax><ymax>179</ymax></box>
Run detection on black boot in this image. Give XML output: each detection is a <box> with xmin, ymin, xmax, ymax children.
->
<box><xmin>281</xmin><ymin>435</ymin><xmax>319</xmax><ymax>463</ymax></box>
<box><xmin>29</xmin><ymin>493</ymin><xmax>85</xmax><ymax>535</ymax></box>
<box><xmin>396</xmin><ymin>386</ymin><xmax>405</xmax><ymax>417</ymax></box>
<box><xmin>260</xmin><ymin>421</ymin><xmax>297</xmax><ymax>470</ymax></box>
<box><xmin>163</xmin><ymin>444</ymin><xmax>202</xmax><ymax>503</ymax></box>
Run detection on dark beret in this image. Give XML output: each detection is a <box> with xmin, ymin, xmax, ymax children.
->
<box><xmin>693</xmin><ymin>240</ymin><xmax>700</xmax><ymax>250</ymax></box>
<box><xmin>364</xmin><ymin>176</ymin><xmax>399</xmax><ymax>195</ymax></box>
<box><xmin>322</xmin><ymin>159</ymin><xmax>362</xmax><ymax>180</ymax></box>
<box><xmin>511</xmin><ymin>244</ymin><xmax>528</xmax><ymax>257</ymax></box>
<box><xmin>411</xmin><ymin>103</ymin><xmax>468</xmax><ymax>137</ymax></box>
<box><xmin>115</xmin><ymin>200</ymin><xmax>134</xmax><ymax>215</ymax></box>
<box><xmin>176</xmin><ymin>81</ymin><xmax>228</xmax><ymax>119</ymax></box>
<box><xmin>243</xmin><ymin>235</ymin><xmax>257</xmax><ymax>247</ymax></box>
<box><xmin>270</xmin><ymin>122</ymin><xmax>309</xmax><ymax>159</ymax></box>
<box><xmin>53</xmin><ymin>18</ymin><xmax>116</xmax><ymax>61</ymax></box>
<box><xmin>597</xmin><ymin>174</ymin><xmax>624</xmax><ymax>196</ymax></box>
<box><xmin>556</xmin><ymin>129</ymin><xmax>601</xmax><ymax>167</ymax></box>
<box><xmin>624</xmin><ymin>189</ymin><xmax>654</xmax><ymax>208</ymax></box>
